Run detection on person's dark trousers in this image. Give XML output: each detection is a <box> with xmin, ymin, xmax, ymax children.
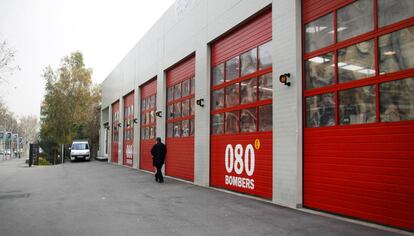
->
<box><xmin>155</xmin><ymin>164</ymin><xmax>164</xmax><ymax>183</ymax></box>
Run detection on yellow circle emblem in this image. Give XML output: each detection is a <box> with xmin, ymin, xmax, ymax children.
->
<box><xmin>254</xmin><ymin>139</ymin><xmax>261</xmax><ymax>150</ymax></box>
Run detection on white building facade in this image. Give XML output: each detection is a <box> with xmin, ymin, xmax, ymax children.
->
<box><xmin>99</xmin><ymin>0</ymin><xmax>414</xmax><ymax>231</ymax></box>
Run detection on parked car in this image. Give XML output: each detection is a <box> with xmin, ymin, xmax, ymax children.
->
<box><xmin>70</xmin><ymin>140</ymin><xmax>90</xmax><ymax>162</ymax></box>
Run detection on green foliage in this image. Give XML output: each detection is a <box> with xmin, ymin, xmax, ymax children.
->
<box><xmin>37</xmin><ymin>156</ymin><xmax>50</xmax><ymax>166</ymax></box>
<box><xmin>39</xmin><ymin>51</ymin><xmax>101</xmax><ymax>159</ymax></box>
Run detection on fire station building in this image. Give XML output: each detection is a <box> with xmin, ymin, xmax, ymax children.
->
<box><xmin>99</xmin><ymin>0</ymin><xmax>414</xmax><ymax>231</ymax></box>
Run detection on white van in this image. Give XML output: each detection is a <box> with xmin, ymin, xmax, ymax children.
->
<box><xmin>70</xmin><ymin>140</ymin><xmax>90</xmax><ymax>162</ymax></box>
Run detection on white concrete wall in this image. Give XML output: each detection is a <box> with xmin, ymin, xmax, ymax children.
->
<box><xmin>272</xmin><ymin>0</ymin><xmax>303</xmax><ymax>208</ymax></box>
<box><xmin>100</xmin><ymin>0</ymin><xmax>303</xmax><ymax>207</ymax></box>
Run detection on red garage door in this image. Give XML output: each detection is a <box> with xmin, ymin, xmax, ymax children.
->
<box><xmin>111</xmin><ymin>101</ymin><xmax>120</xmax><ymax>164</ymax></box>
<box><xmin>140</xmin><ymin>79</ymin><xmax>157</xmax><ymax>172</ymax></box>
<box><xmin>210</xmin><ymin>8</ymin><xmax>273</xmax><ymax>199</ymax></box>
<box><xmin>165</xmin><ymin>55</ymin><xmax>195</xmax><ymax>181</ymax></box>
<box><xmin>123</xmin><ymin>92</ymin><xmax>134</xmax><ymax>167</ymax></box>
<box><xmin>303</xmin><ymin>0</ymin><xmax>414</xmax><ymax>231</ymax></box>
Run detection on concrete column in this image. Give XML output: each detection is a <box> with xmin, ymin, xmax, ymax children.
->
<box><xmin>272</xmin><ymin>0</ymin><xmax>303</xmax><ymax>207</ymax></box>
<box><xmin>133</xmin><ymin>88</ymin><xmax>140</xmax><ymax>169</ymax></box>
<box><xmin>118</xmin><ymin>97</ymin><xmax>124</xmax><ymax>165</ymax></box>
<box><xmin>108</xmin><ymin>105</ymin><xmax>112</xmax><ymax>163</ymax></box>
<box><xmin>194</xmin><ymin>32</ymin><xmax>210</xmax><ymax>187</ymax></box>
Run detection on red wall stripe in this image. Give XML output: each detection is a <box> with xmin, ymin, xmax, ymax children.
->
<box><xmin>111</xmin><ymin>101</ymin><xmax>120</xmax><ymax>163</ymax></box>
<box><xmin>211</xmin><ymin>8</ymin><xmax>272</xmax><ymax>66</ymax></box>
<box><xmin>302</xmin><ymin>0</ymin><xmax>354</xmax><ymax>23</ymax></box>
<box><xmin>123</xmin><ymin>92</ymin><xmax>134</xmax><ymax>167</ymax></box>
<box><xmin>140</xmin><ymin>80</ymin><xmax>157</xmax><ymax>171</ymax></box>
<box><xmin>165</xmin><ymin>137</ymin><xmax>195</xmax><ymax>181</ymax></box>
<box><xmin>166</xmin><ymin>55</ymin><xmax>195</xmax><ymax>87</ymax></box>
<box><xmin>140</xmin><ymin>78</ymin><xmax>157</xmax><ymax>98</ymax></box>
<box><xmin>304</xmin><ymin>123</ymin><xmax>414</xmax><ymax>231</ymax></box>
<box><xmin>165</xmin><ymin>55</ymin><xmax>196</xmax><ymax>182</ymax></box>
<box><xmin>140</xmin><ymin>140</ymin><xmax>155</xmax><ymax>172</ymax></box>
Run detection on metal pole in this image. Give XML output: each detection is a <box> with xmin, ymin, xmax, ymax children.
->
<box><xmin>61</xmin><ymin>144</ymin><xmax>64</xmax><ymax>164</ymax></box>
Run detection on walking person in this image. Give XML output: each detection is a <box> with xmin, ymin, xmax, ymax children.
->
<box><xmin>150</xmin><ymin>137</ymin><xmax>167</xmax><ymax>183</ymax></box>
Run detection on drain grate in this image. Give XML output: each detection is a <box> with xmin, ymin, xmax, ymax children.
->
<box><xmin>0</xmin><ymin>193</ymin><xmax>30</xmax><ymax>200</ymax></box>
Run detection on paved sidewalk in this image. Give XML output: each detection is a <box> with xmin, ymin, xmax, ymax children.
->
<box><xmin>0</xmin><ymin>159</ymin><xmax>406</xmax><ymax>236</ymax></box>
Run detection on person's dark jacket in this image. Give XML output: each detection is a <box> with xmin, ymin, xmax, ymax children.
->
<box><xmin>151</xmin><ymin>142</ymin><xmax>167</xmax><ymax>167</ymax></box>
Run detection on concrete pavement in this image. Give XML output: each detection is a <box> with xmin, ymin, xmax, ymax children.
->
<box><xmin>0</xmin><ymin>158</ymin><xmax>406</xmax><ymax>236</ymax></box>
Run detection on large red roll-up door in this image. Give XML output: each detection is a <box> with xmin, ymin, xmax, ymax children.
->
<box><xmin>210</xmin><ymin>8</ymin><xmax>273</xmax><ymax>199</ymax></box>
<box><xmin>111</xmin><ymin>101</ymin><xmax>120</xmax><ymax>164</ymax></box>
<box><xmin>123</xmin><ymin>92</ymin><xmax>134</xmax><ymax>167</ymax></box>
<box><xmin>139</xmin><ymin>79</ymin><xmax>157</xmax><ymax>172</ymax></box>
<box><xmin>165</xmin><ymin>55</ymin><xmax>195</xmax><ymax>182</ymax></box>
<box><xmin>303</xmin><ymin>0</ymin><xmax>414</xmax><ymax>230</ymax></box>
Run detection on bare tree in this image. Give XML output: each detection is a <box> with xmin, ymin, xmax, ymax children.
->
<box><xmin>0</xmin><ymin>40</ymin><xmax>20</xmax><ymax>84</ymax></box>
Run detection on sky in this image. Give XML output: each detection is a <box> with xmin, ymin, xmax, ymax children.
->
<box><xmin>0</xmin><ymin>0</ymin><xmax>175</xmax><ymax>118</ymax></box>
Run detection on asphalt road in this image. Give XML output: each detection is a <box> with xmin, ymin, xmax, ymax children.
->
<box><xmin>0</xmin><ymin>158</ymin><xmax>404</xmax><ymax>236</ymax></box>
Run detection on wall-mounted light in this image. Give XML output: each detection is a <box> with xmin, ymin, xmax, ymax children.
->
<box><xmin>196</xmin><ymin>98</ymin><xmax>204</xmax><ymax>107</ymax></box>
<box><xmin>279</xmin><ymin>73</ymin><xmax>291</xmax><ymax>86</ymax></box>
<box><xmin>118</xmin><ymin>122</ymin><xmax>122</xmax><ymax>127</ymax></box>
<box><xmin>133</xmin><ymin>118</ymin><xmax>138</xmax><ymax>124</ymax></box>
<box><xmin>155</xmin><ymin>111</ymin><xmax>162</xmax><ymax>117</ymax></box>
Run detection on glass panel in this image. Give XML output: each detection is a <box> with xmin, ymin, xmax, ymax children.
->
<box><xmin>225</xmin><ymin>83</ymin><xmax>239</xmax><ymax>107</ymax></box>
<box><xmin>337</xmin><ymin>0</ymin><xmax>374</xmax><ymax>42</ymax></box>
<box><xmin>149</xmin><ymin>110</ymin><xmax>155</xmax><ymax>124</ymax></box>
<box><xmin>211</xmin><ymin>114</ymin><xmax>224</xmax><ymax>135</ymax></box>
<box><xmin>145</xmin><ymin>127</ymin><xmax>149</xmax><ymax>139</ymax></box>
<box><xmin>142</xmin><ymin>99</ymin><xmax>146</xmax><ymax>111</ymax></box>
<box><xmin>212</xmin><ymin>64</ymin><xmax>224</xmax><ymax>86</ymax></box>
<box><xmin>173</xmin><ymin>122</ymin><xmax>181</xmax><ymax>137</ymax></box>
<box><xmin>182</xmin><ymin>99</ymin><xmax>190</xmax><ymax>117</ymax></box>
<box><xmin>240</xmin><ymin>48</ymin><xmax>257</xmax><ymax>76</ymax></box>
<box><xmin>338</xmin><ymin>40</ymin><xmax>375</xmax><ymax>83</ymax></box>
<box><xmin>190</xmin><ymin>119</ymin><xmax>195</xmax><ymax>136</ymax></box>
<box><xmin>167</xmin><ymin>104</ymin><xmax>174</xmax><ymax>119</ymax></box>
<box><xmin>225</xmin><ymin>111</ymin><xmax>239</xmax><ymax>134</ymax></box>
<box><xmin>190</xmin><ymin>97</ymin><xmax>195</xmax><ymax>115</ymax></box>
<box><xmin>182</xmin><ymin>80</ymin><xmax>190</xmax><ymax>97</ymax></box>
<box><xmin>212</xmin><ymin>89</ymin><xmax>224</xmax><ymax>110</ymax></box>
<box><xmin>146</xmin><ymin>112</ymin><xmax>150</xmax><ymax>125</ymax></box>
<box><xmin>174</xmin><ymin>83</ymin><xmax>181</xmax><ymax>99</ymax></box>
<box><xmin>167</xmin><ymin>87</ymin><xmax>174</xmax><ymax>102</ymax></box>
<box><xmin>190</xmin><ymin>78</ymin><xmax>195</xmax><ymax>94</ymax></box>
<box><xmin>378</xmin><ymin>0</ymin><xmax>414</xmax><ymax>28</ymax></box>
<box><xmin>305</xmin><ymin>52</ymin><xmax>334</xmax><ymax>89</ymax></box>
<box><xmin>240</xmin><ymin>108</ymin><xmax>257</xmax><ymax>133</ymax></box>
<box><xmin>167</xmin><ymin>123</ymin><xmax>173</xmax><ymax>138</ymax></box>
<box><xmin>141</xmin><ymin>113</ymin><xmax>145</xmax><ymax>125</ymax></box>
<box><xmin>152</xmin><ymin>95</ymin><xmax>156</xmax><ymax>108</ymax></box>
<box><xmin>226</xmin><ymin>56</ymin><xmax>239</xmax><ymax>81</ymax></box>
<box><xmin>182</xmin><ymin>120</ymin><xmax>190</xmax><ymax>137</ymax></box>
<box><xmin>259</xmin><ymin>41</ymin><xmax>272</xmax><ymax>69</ymax></box>
<box><xmin>241</xmin><ymin>78</ymin><xmax>257</xmax><ymax>104</ymax></box>
<box><xmin>149</xmin><ymin>127</ymin><xmax>155</xmax><ymax>139</ymax></box>
<box><xmin>380</xmin><ymin>78</ymin><xmax>414</xmax><ymax>122</ymax></box>
<box><xmin>306</xmin><ymin>93</ymin><xmax>336</xmax><ymax>127</ymax></box>
<box><xmin>339</xmin><ymin>85</ymin><xmax>376</xmax><ymax>125</ymax></box>
<box><xmin>146</xmin><ymin>98</ymin><xmax>150</xmax><ymax>110</ymax></box>
<box><xmin>305</xmin><ymin>13</ymin><xmax>333</xmax><ymax>53</ymax></box>
<box><xmin>149</xmin><ymin>96</ymin><xmax>153</xmax><ymax>108</ymax></box>
<box><xmin>379</xmin><ymin>26</ymin><xmax>414</xmax><ymax>75</ymax></box>
<box><xmin>259</xmin><ymin>73</ymin><xmax>272</xmax><ymax>100</ymax></box>
<box><xmin>174</xmin><ymin>102</ymin><xmax>181</xmax><ymax>118</ymax></box>
<box><xmin>258</xmin><ymin>104</ymin><xmax>272</xmax><ymax>132</ymax></box>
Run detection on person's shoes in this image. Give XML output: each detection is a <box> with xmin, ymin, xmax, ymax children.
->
<box><xmin>158</xmin><ymin>179</ymin><xmax>164</xmax><ymax>183</ymax></box>
<box><xmin>155</xmin><ymin>177</ymin><xmax>159</xmax><ymax>182</ymax></box>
